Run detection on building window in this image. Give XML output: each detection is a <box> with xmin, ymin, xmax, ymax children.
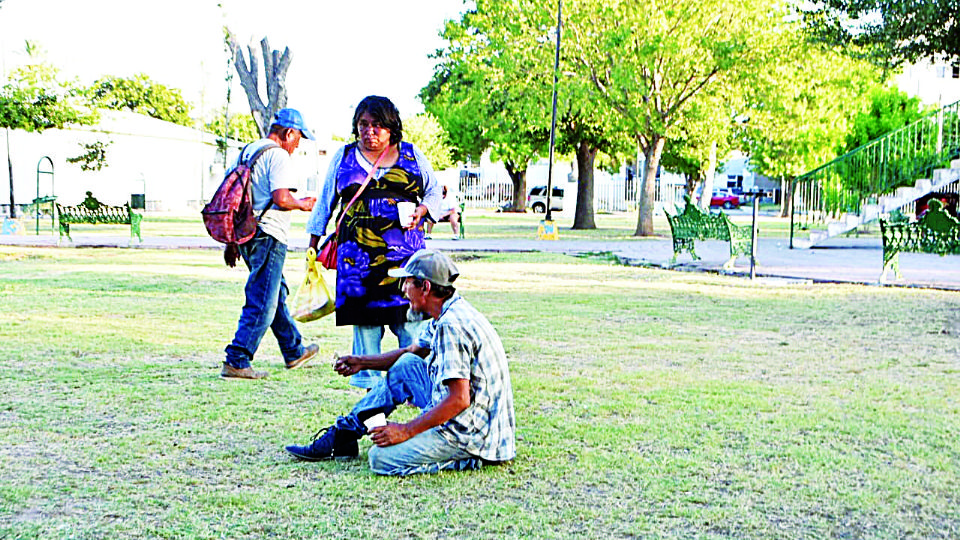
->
<box><xmin>953</xmin><ymin>65</ymin><xmax>959</xmax><ymax>79</ymax></box>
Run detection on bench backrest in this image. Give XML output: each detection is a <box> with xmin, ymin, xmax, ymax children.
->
<box><xmin>666</xmin><ymin>197</ymin><xmax>732</xmax><ymax>240</ymax></box>
<box><xmin>880</xmin><ymin>199</ymin><xmax>960</xmax><ymax>255</ymax></box>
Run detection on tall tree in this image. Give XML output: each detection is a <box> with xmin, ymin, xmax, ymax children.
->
<box><xmin>87</xmin><ymin>74</ymin><xmax>193</xmax><ymax>126</ymax></box>
<box><xmin>403</xmin><ymin>113</ymin><xmax>455</xmax><ymax>171</ymax></box>
<box><xmin>738</xmin><ymin>36</ymin><xmax>880</xmax><ymax>216</ymax></box>
<box><xmin>842</xmin><ymin>84</ymin><xmax>927</xmax><ymax>151</ymax></box>
<box><xmin>803</xmin><ymin>0</ymin><xmax>960</xmax><ymax>69</ymax></box>
<box><xmin>565</xmin><ymin>0</ymin><xmax>784</xmax><ymax>236</ymax></box>
<box><xmin>423</xmin><ymin>9</ymin><xmax>550</xmax><ymax>212</ymax></box>
<box><xmin>225</xmin><ymin>29</ymin><xmax>291</xmax><ymax>138</ymax></box>
<box><xmin>0</xmin><ymin>45</ymin><xmax>96</xmax><ymax>218</ymax></box>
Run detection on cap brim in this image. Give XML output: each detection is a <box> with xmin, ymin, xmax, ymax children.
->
<box><xmin>387</xmin><ymin>268</ymin><xmax>414</xmax><ymax>279</ymax></box>
<box><xmin>301</xmin><ymin>127</ymin><xmax>315</xmax><ymax>140</ymax></box>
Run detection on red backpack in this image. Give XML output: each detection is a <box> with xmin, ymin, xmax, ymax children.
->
<box><xmin>202</xmin><ymin>143</ymin><xmax>278</xmax><ymax>265</ymax></box>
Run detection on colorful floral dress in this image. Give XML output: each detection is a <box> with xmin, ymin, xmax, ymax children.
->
<box><xmin>333</xmin><ymin>142</ymin><xmax>427</xmax><ymax>327</ymax></box>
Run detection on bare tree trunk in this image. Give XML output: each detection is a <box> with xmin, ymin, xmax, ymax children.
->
<box><xmin>572</xmin><ymin>140</ymin><xmax>597</xmax><ymax>229</ymax></box>
<box><xmin>698</xmin><ymin>140</ymin><xmax>717</xmax><ymax>210</ymax></box>
<box><xmin>635</xmin><ymin>136</ymin><xmax>666</xmax><ymax>236</ymax></box>
<box><xmin>6</xmin><ymin>134</ymin><xmax>14</xmax><ymax>219</ymax></box>
<box><xmin>504</xmin><ymin>161</ymin><xmax>528</xmax><ymax>212</ymax></box>
<box><xmin>780</xmin><ymin>176</ymin><xmax>792</xmax><ymax>218</ymax></box>
<box><xmin>226</xmin><ymin>30</ymin><xmax>292</xmax><ymax>137</ymax></box>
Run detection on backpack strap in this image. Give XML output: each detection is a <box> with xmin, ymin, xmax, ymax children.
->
<box><xmin>240</xmin><ymin>142</ymin><xmax>282</xmax><ymax>220</ymax></box>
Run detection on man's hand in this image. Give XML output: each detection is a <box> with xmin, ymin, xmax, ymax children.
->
<box><xmin>369</xmin><ymin>423</ymin><xmax>412</xmax><ymax>447</ymax></box>
<box><xmin>333</xmin><ymin>354</ymin><xmax>362</xmax><ymax>377</ymax></box>
<box><xmin>298</xmin><ymin>196</ymin><xmax>317</xmax><ymax>212</ymax></box>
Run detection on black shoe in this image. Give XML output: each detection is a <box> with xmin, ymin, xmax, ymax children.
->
<box><xmin>285</xmin><ymin>425</ymin><xmax>360</xmax><ymax>461</ymax></box>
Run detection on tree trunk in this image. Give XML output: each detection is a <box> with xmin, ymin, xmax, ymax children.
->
<box><xmin>780</xmin><ymin>176</ymin><xmax>793</xmax><ymax>218</ymax></box>
<box><xmin>504</xmin><ymin>160</ymin><xmax>528</xmax><ymax>212</ymax></box>
<box><xmin>572</xmin><ymin>140</ymin><xmax>597</xmax><ymax>229</ymax></box>
<box><xmin>635</xmin><ymin>136</ymin><xmax>666</xmax><ymax>236</ymax></box>
<box><xmin>6</xmin><ymin>145</ymin><xmax>14</xmax><ymax>219</ymax></box>
<box><xmin>227</xmin><ymin>31</ymin><xmax>292</xmax><ymax>137</ymax></box>
<box><xmin>698</xmin><ymin>140</ymin><xmax>718</xmax><ymax>210</ymax></box>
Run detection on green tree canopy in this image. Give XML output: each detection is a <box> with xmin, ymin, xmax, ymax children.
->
<box><xmin>802</xmin><ymin>0</ymin><xmax>960</xmax><ymax>69</ymax></box>
<box><xmin>422</xmin><ymin>5</ymin><xmax>552</xmax><ymax>211</ymax></box>
<box><xmin>565</xmin><ymin>0</ymin><xmax>788</xmax><ymax>235</ymax></box>
<box><xmin>87</xmin><ymin>74</ymin><xmax>193</xmax><ymax>126</ymax></box>
<box><xmin>403</xmin><ymin>113</ymin><xmax>455</xmax><ymax>171</ymax></box>
<box><xmin>842</xmin><ymin>84</ymin><xmax>927</xmax><ymax>151</ymax></box>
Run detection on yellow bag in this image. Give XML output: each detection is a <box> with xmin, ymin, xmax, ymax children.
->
<box><xmin>292</xmin><ymin>247</ymin><xmax>335</xmax><ymax>322</ymax></box>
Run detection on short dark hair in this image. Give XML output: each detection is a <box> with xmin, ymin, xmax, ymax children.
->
<box><xmin>269</xmin><ymin>124</ymin><xmax>300</xmax><ymax>139</ymax></box>
<box><xmin>410</xmin><ymin>277</ymin><xmax>455</xmax><ymax>300</ymax></box>
<box><xmin>352</xmin><ymin>95</ymin><xmax>403</xmax><ymax>145</ymax></box>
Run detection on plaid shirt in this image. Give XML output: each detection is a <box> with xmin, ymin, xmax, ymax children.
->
<box><xmin>418</xmin><ymin>293</ymin><xmax>516</xmax><ymax>462</ymax></box>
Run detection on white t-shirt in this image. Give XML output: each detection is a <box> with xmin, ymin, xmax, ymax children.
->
<box><xmin>237</xmin><ymin>139</ymin><xmax>297</xmax><ymax>245</ymax></box>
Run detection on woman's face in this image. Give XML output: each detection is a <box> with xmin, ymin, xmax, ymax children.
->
<box><xmin>356</xmin><ymin>112</ymin><xmax>391</xmax><ymax>152</ymax></box>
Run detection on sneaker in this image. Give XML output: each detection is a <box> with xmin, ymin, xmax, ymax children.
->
<box><xmin>285</xmin><ymin>343</ymin><xmax>319</xmax><ymax>370</ymax></box>
<box><xmin>220</xmin><ymin>363</ymin><xmax>268</xmax><ymax>380</ymax></box>
<box><xmin>424</xmin><ymin>234</ymin><xmax>432</xmax><ymax>240</ymax></box>
<box><xmin>285</xmin><ymin>425</ymin><xmax>360</xmax><ymax>461</ymax></box>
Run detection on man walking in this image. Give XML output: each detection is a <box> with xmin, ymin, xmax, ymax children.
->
<box><xmin>285</xmin><ymin>250</ymin><xmax>516</xmax><ymax>476</ymax></box>
<box><xmin>221</xmin><ymin>108</ymin><xmax>319</xmax><ymax>380</ymax></box>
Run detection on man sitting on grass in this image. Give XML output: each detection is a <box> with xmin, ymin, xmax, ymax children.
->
<box><xmin>285</xmin><ymin>249</ymin><xmax>515</xmax><ymax>476</ymax></box>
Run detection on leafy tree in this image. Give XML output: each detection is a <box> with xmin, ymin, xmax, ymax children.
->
<box><xmin>738</xmin><ymin>36</ymin><xmax>880</xmax><ymax>216</ymax></box>
<box><xmin>403</xmin><ymin>113</ymin><xmax>455</xmax><ymax>171</ymax></box>
<box><xmin>423</xmin><ymin>6</ymin><xmax>550</xmax><ymax>212</ymax></box>
<box><xmin>66</xmin><ymin>141</ymin><xmax>111</xmax><ymax>172</ymax></box>
<box><xmin>802</xmin><ymin>0</ymin><xmax>960</xmax><ymax>69</ymax></box>
<box><xmin>842</xmin><ymin>84</ymin><xmax>927</xmax><ymax>151</ymax></box>
<box><xmin>564</xmin><ymin>0</ymin><xmax>785</xmax><ymax>236</ymax></box>
<box><xmin>424</xmin><ymin>0</ymin><xmax>624</xmax><ymax>223</ymax></box>
<box><xmin>0</xmin><ymin>44</ymin><xmax>97</xmax><ymax>217</ymax></box>
<box><xmin>204</xmin><ymin>107</ymin><xmax>260</xmax><ymax>164</ymax></box>
<box><xmin>87</xmin><ymin>74</ymin><xmax>192</xmax><ymax>126</ymax></box>
<box><xmin>659</xmin><ymin>88</ymin><xmax>741</xmax><ymax>209</ymax></box>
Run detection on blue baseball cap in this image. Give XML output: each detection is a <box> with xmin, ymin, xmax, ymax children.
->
<box><xmin>273</xmin><ymin>108</ymin><xmax>315</xmax><ymax>140</ymax></box>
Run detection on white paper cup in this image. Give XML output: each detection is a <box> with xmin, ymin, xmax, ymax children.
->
<box><xmin>363</xmin><ymin>412</ymin><xmax>387</xmax><ymax>430</ymax></box>
<box><xmin>397</xmin><ymin>201</ymin><xmax>416</xmax><ymax>227</ymax></box>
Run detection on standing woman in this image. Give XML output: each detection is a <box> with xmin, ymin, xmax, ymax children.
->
<box><xmin>307</xmin><ymin>96</ymin><xmax>441</xmax><ymax>389</ymax></box>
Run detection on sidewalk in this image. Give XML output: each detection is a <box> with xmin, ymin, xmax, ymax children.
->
<box><xmin>3</xmin><ymin>232</ymin><xmax>959</xmax><ymax>291</ymax></box>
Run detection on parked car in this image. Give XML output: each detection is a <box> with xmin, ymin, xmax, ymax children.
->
<box><xmin>710</xmin><ymin>190</ymin><xmax>740</xmax><ymax>209</ymax></box>
<box><xmin>527</xmin><ymin>186</ymin><xmax>564</xmax><ymax>213</ymax></box>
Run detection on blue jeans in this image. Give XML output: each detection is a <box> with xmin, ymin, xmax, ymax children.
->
<box><xmin>349</xmin><ymin>321</ymin><xmax>426</xmax><ymax>389</ymax></box>
<box><xmin>335</xmin><ymin>353</ymin><xmax>482</xmax><ymax>476</ymax></box>
<box><xmin>224</xmin><ymin>231</ymin><xmax>305</xmax><ymax>369</ymax></box>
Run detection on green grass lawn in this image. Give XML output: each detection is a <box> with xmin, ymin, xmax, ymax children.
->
<box><xmin>1</xmin><ymin>247</ymin><xmax>956</xmax><ymax>539</ymax></box>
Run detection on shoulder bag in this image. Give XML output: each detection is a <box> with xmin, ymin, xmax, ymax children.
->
<box><xmin>317</xmin><ymin>146</ymin><xmax>390</xmax><ymax>270</ymax></box>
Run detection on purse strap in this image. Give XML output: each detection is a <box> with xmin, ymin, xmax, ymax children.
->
<box><xmin>333</xmin><ymin>146</ymin><xmax>391</xmax><ymax>235</ymax></box>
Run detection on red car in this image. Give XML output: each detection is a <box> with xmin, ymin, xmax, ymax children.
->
<box><xmin>710</xmin><ymin>191</ymin><xmax>740</xmax><ymax>209</ymax></box>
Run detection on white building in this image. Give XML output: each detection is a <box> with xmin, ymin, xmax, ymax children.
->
<box><xmin>1</xmin><ymin>110</ymin><xmax>331</xmax><ymax>216</ymax></box>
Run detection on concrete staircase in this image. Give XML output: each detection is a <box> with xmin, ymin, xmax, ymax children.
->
<box><xmin>793</xmin><ymin>158</ymin><xmax>960</xmax><ymax>248</ymax></box>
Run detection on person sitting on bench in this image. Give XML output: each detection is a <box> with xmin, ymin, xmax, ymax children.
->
<box><xmin>426</xmin><ymin>186</ymin><xmax>460</xmax><ymax>239</ymax></box>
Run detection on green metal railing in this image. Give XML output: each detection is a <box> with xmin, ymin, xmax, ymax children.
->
<box><xmin>791</xmin><ymin>99</ymin><xmax>960</xmax><ymax>243</ymax></box>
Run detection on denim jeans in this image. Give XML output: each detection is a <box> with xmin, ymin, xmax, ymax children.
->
<box><xmin>349</xmin><ymin>320</ymin><xmax>427</xmax><ymax>389</ymax></box>
<box><xmin>335</xmin><ymin>353</ymin><xmax>482</xmax><ymax>476</ymax></box>
<box><xmin>224</xmin><ymin>231</ymin><xmax>305</xmax><ymax>369</ymax></box>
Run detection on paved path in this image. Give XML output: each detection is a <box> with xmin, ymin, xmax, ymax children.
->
<box><xmin>3</xmin><ymin>232</ymin><xmax>959</xmax><ymax>291</ymax></box>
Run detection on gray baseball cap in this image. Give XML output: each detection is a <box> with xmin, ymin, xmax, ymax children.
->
<box><xmin>388</xmin><ymin>249</ymin><xmax>459</xmax><ymax>287</ymax></box>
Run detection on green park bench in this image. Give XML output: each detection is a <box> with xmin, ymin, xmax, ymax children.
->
<box><xmin>666</xmin><ymin>196</ymin><xmax>752</xmax><ymax>270</ymax></box>
<box><xmin>879</xmin><ymin>198</ymin><xmax>960</xmax><ymax>282</ymax></box>
<box><xmin>56</xmin><ymin>191</ymin><xmax>143</xmax><ymax>244</ymax></box>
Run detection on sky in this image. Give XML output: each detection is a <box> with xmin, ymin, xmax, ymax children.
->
<box><xmin>0</xmin><ymin>0</ymin><xmax>471</xmax><ymax>139</ymax></box>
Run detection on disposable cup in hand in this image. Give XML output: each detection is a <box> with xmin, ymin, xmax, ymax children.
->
<box><xmin>363</xmin><ymin>413</ymin><xmax>387</xmax><ymax>430</ymax></box>
<box><xmin>397</xmin><ymin>202</ymin><xmax>416</xmax><ymax>227</ymax></box>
